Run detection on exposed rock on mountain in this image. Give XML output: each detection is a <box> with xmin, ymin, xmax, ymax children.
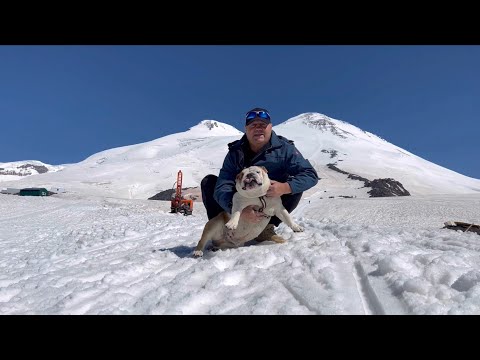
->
<box><xmin>327</xmin><ymin>163</ymin><xmax>410</xmax><ymax>197</ymax></box>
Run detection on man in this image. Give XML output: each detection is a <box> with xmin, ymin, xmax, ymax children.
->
<box><xmin>201</xmin><ymin>107</ymin><xmax>319</xmax><ymax>242</ymax></box>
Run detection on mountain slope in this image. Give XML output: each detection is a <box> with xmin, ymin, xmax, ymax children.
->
<box><xmin>276</xmin><ymin>113</ymin><xmax>480</xmax><ymax>196</ymax></box>
<box><xmin>2</xmin><ymin>115</ymin><xmax>479</xmax><ymax>199</ymax></box>
<box><xmin>0</xmin><ymin>160</ymin><xmax>64</xmax><ymax>181</ymax></box>
<box><xmin>1</xmin><ymin>120</ymin><xmax>242</xmax><ymax>199</ymax></box>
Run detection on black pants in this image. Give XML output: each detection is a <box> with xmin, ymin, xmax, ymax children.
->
<box><xmin>200</xmin><ymin>174</ymin><xmax>302</xmax><ymax>227</ymax></box>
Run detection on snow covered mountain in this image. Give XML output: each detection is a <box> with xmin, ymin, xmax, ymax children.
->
<box><xmin>0</xmin><ymin>160</ymin><xmax>64</xmax><ymax>181</ymax></box>
<box><xmin>275</xmin><ymin>113</ymin><xmax>480</xmax><ymax>198</ymax></box>
<box><xmin>2</xmin><ymin>115</ymin><xmax>480</xmax><ymax>199</ymax></box>
<box><xmin>0</xmin><ymin>120</ymin><xmax>242</xmax><ymax>198</ymax></box>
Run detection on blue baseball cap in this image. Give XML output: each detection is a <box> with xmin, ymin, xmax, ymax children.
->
<box><xmin>245</xmin><ymin>108</ymin><xmax>271</xmax><ymax>126</ymax></box>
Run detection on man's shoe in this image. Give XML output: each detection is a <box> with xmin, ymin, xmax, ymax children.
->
<box><xmin>255</xmin><ymin>224</ymin><xmax>286</xmax><ymax>243</ymax></box>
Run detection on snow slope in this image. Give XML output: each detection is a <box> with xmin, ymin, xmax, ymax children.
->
<box><xmin>1</xmin><ymin>192</ymin><xmax>479</xmax><ymax>314</ymax></box>
<box><xmin>1</xmin><ymin>114</ymin><xmax>479</xmax><ymax>199</ymax></box>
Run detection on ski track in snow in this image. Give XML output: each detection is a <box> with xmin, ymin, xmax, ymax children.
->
<box><xmin>1</xmin><ymin>193</ymin><xmax>480</xmax><ymax>314</ymax></box>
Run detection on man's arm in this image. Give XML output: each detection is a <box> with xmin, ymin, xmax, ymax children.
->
<box><xmin>285</xmin><ymin>145</ymin><xmax>319</xmax><ymax>194</ymax></box>
<box><xmin>213</xmin><ymin>152</ymin><xmax>238</xmax><ymax>213</ymax></box>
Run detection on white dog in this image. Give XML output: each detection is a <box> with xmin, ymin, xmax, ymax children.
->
<box><xmin>193</xmin><ymin>166</ymin><xmax>303</xmax><ymax>257</ymax></box>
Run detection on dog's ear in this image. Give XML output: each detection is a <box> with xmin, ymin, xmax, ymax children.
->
<box><xmin>260</xmin><ymin>166</ymin><xmax>268</xmax><ymax>174</ymax></box>
<box><xmin>236</xmin><ymin>170</ymin><xmax>244</xmax><ymax>183</ymax></box>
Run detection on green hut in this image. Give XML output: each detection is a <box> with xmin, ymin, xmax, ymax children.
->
<box><xmin>19</xmin><ymin>188</ymin><xmax>49</xmax><ymax>196</ymax></box>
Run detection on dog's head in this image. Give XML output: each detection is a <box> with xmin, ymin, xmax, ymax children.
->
<box><xmin>235</xmin><ymin>166</ymin><xmax>270</xmax><ymax>198</ymax></box>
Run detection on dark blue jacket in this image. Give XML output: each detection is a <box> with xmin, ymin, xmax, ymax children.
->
<box><xmin>214</xmin><ymin>131</ymin><xmax>319</xmax><ymax>213</ymax></box>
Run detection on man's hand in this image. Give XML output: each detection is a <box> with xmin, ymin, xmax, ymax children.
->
<box><xmin>266</xmin><ymin>181</ymin><xmax>291</xmax><ymax>197</ymax></box>
<box><xmin>241</xmin><ymin>205</ymin><xmax>266</xmax><ymax>223</ymax></box>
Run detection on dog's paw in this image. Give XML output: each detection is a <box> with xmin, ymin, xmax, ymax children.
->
<box><xmin>192</xmin><ymin>250</ymin><xmax>203</xmax><ymax>258</ymax></box>
<box><xmin>291</xmin><ymin>224</ymin><xmax>304</xmax><ymax>232</ymax></box>
<box><xmin>225</xmin><ymin>220</ymin><xmax>238</xmax><ymax>230</ymax></box>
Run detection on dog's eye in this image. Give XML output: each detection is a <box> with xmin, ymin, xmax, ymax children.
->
<box><xmin>256</xmin><ymin>171</ymin><xmax>260</xmax><ymax>174</ymax></box>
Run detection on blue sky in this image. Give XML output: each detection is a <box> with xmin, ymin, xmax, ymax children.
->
<box><xmin>1</xmin><ymin>45</ymin><xmax>479</xmax><ymax>179</ymax></box>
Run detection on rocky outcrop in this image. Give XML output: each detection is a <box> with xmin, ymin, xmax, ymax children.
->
<box><xmin>302</xmin><ymin>115</ymin><xmax>354</xmax><ymax>139</ymax></box>
<box><xmin>19</xmin><ymin>164</ymin><xmax>49</xmax><ymax>174</ymax></box>
<box><xmin>327</xmin><ymin>163</ymin><xmax>410</xmax><ymax>197</ymax></box>
<box><xmin>0</xmin><ymin>163</ymin><xmax>49</xmax><ymax>176</ymax></box>
<box><xmin>327</xmin><ymin>164</ymin><xmax>370</xmax><ymax>183</ymax></box>
<box><xmin>204</xmin><ymin>120</ymin><xmax>219</xmax><ymax>130</ymax></box>
<box><xmin>321</xmin><ymin>149</ymin><xmax>339</xmax><ymax>159</ymax></box>
<box><xmin>148</xmin><ymin>188</ymin><xmax>198</xmax><ymax>201</ymax></box>
<box><xmin>367</xmin><ymin>178</ymin><xmax>410</xmax><ymax>197</ymax></box>
<box><xmin>148</xmin><ymin>189</ymin><xmax>176</xmax><ymax>201</ymax></box>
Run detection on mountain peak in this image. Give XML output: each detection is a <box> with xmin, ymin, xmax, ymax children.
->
<box><xmin>0</xmin><ymin>160</ymin><xmax>63</xmax><ymax>179</ymax></box>
<box><xmin>188</xmin><ymin>120</ymin><xmax>242</xmax><ymax>136</ymax></box>
<box><xmin>279</xmin><ymin>112</ymin><xmax>388</xmax><ymax>144</ymax></box>
<box><xmin>284</xmin><ymin>112</ymin><xmax>350</xmax><ymax>130</ymax></box>
<box><xmin>281</xmin><ymin>113</ymin><xmax>357</xmax><ymax>139</ymax></box>
<box><xmin>284</xmin><ymin>112</ymin><xmax>331</xmax><ymax>123</ymax></box>
<box><xmin>3</xmin><ymin>111</ymin><xmax>480</xmax><ymax>199</ymax></box>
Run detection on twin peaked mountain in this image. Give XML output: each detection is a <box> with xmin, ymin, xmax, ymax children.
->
<box><xmin>2</xmin><ymin>114</ymin><xmax>480</xmax><ymax>200</ymax></box>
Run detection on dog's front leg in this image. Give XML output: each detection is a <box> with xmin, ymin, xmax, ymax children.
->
<box><xmin>224</xmin><ymin>194</ymin><xmax>246</xmax><ymax>230</ymax></box>
<box><xmin>275</xmin><ymin>208</ymin><xmax>304</xmax><ymax>232</ymax></box>
<box><xmin>225</xmin><ymin>206</ymin><xmax>243</xmax><ymax>230</ymax></box>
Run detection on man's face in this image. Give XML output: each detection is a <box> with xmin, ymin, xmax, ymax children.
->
<box><xmin>245</xmin><ymin>120</ymin><xmax>272</xmax><ymax>148</ymax></box>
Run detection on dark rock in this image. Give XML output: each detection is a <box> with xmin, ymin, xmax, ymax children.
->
<box><xmin>1</xmin><ymin>164</ymin><xmax>49</xmax><ymax>176</ymax></box>
<box><xmin>148</xmin><ymin>187</ymin><xmax>194</xmax><ymax>201</ymax></box>
<box><xmin>19</xmin><ymin>164</ymin><xmax>49</xmax><ymax>174</ymax></box>
<box><xmin>321</xmin><ymin>149</ymin><xmax>338</xmax><ymax>159</ymax></box>
<box><xmin>326</xmin><ymin>163</ymin><xmax>410</xmax><ymax>197</ymax></box>
<box><xmin>367</xmin><ymin>178</ymin><xmax>410</xmax><ymax>197</ymax></box>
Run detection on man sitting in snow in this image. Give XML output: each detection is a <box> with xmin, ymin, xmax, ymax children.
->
<box><xmin>201</xmin><ymin>107</ymin><xmax>319</xmax><ymax>243</ymax></box>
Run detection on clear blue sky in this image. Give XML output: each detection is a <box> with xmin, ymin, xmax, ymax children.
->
<box><xmin>1</xmin><ymin>45</ymin><xmax>479</xmax><ymax>179</ymax></box>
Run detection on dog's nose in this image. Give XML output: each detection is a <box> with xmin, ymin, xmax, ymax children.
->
<box><xmin>246</xmin><ymin>173</ymin><xmax>254</xmax><ymax>179</ymax></box>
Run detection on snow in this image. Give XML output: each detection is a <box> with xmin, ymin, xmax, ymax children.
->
<box><xmin>1</xmin><ymin>192</ymin><xmax>479</xmax><ymax>315</ymax></box>
<box><xmin>2</xmin><ymin>112</ymin><xmax>480</xmax><ymax>314</ymax></box>
<box><xmin>275</xmin><ymin>113</ymin><xmax>480</xmax><ymax>195</ymax></box>
<box><xmin>0</xmin><ymin>120</ymin><xmax>243</xmax><ymax>199</ymax></box>
<box><xmin>2</xmin><ymin>113</ymin><xmax>480</xmax><ymax>200</ymax></box>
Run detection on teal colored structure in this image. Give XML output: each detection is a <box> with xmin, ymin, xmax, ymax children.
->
<box><xmin>19</xmin><ymin>188</ymin><xmax>49</xmax><ymax>196</ymax></box>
